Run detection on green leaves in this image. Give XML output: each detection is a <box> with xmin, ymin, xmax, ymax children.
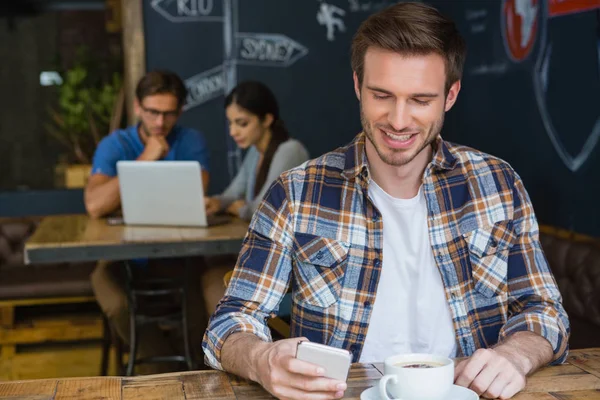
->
<box><xmin>46</xmin><ymin>51</ymin><xmax>122</xmax><ymax>164</ymax></box>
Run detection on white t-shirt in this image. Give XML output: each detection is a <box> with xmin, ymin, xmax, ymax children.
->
<box><xmin>359</xmin><ymin>181</ymin><xmax>457</xmax><ymax>363</ymax></box>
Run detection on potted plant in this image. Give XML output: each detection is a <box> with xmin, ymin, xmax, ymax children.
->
<box><xmin>47</xmin><ymin>49</ymin><xmax>123</xmax><ymax>188</ymax></box>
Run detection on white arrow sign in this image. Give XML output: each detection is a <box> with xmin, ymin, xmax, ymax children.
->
<box><xmin>158</xmin><ymin>0</ymin><xmax>311</xmax><ymax>177</ymax></box>
<box><xmin>237</xmin><ymin>33</ymin><xmax>309</xmax><ymax>67</ymax></box>
<box><xmin>151</xmin><ymin>0</ymin><xmax>223</xmax><ymax>23</ymax></box>
<box><xmin>184</xmin><ymin>65</ymin><xmax>225</xmax><ymax>110</ymax></box>
<box><xmin>184</xmin><ymin>33</ymin><xmax>309</xmax><ymax>109</ymax></box>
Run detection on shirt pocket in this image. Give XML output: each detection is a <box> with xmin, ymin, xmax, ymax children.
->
<box><xmin>292</xmin><ymin>232</ymin><xmax>350</xmax><ymax>308</ymax></box>
<box><xmin>463</xmin><ymin>221</ymin><xmax>516</xmax><ymax>298</ymax></box>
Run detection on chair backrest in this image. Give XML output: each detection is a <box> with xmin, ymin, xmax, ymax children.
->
<box><xmin>223</xmin><ymin>270</ymin><xmax>234</xmax><ymax>288</ymax></box>
<box><xmin>0</xmin><ymin>218</ymin><xmax>40</xmax><ymax>269</ymax></box>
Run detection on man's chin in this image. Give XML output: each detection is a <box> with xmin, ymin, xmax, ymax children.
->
<box><xmin>381</xmin><ymin>153</ymin><xmax>414</xmax><ymax>167</ymax></box>
<box><xmin>377</xmin><ymin>142</ymin><xmax>424</xmax><ymax>166</ymax></box>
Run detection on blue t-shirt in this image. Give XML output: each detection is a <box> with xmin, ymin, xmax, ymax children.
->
<box><xmin>91</xmin><ymin>124</ymin><xmax>210</xmax><ymax>176</ymax></box>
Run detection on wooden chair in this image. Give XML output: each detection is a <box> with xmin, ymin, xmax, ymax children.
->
<box><xmin>0</xmin><ymin>265</ymin><xmax>113</xmax><ymax>379</ymax></box>
<box><xmin>0</xmin><ymin>218</ymin><xmax>115</xmax><ymax>380</ymax></box>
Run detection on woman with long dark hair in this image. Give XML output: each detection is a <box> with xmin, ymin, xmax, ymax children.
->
<box><xmin>202</xmin><ymin>81</ymin><xmax>309</xmax><ymax>314</ymax></box>
<box><xmin>204</xmin><ymin>81</ymin><xmax>309</xmax><ymax>220</ymax></box>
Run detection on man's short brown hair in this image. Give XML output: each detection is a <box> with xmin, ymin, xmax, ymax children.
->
<box><xmin>135</xmin><ymin>70</ymin><xmax>187</xmax><ymax>108</ymax></box>
<box><xmin>351</xmin><ymin>2</ymin><xmax>466</xmax><ymax>94</ymax></box>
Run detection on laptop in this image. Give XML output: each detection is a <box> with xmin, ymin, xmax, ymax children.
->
<box><xmin>116</xmin><ymin>161</ymin><xmax>231</xmax><ymax>227</ymax></box>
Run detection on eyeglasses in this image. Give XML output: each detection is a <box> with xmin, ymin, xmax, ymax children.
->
<box><xmin>140</xmin><ymin>105</ymin><xmax>180</xmax><ymax>120</ymax></box>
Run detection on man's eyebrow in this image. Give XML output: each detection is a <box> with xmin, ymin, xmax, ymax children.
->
<box><xmin>411</xmin><ymin>93</ymin><xmax>439</xmax><ymax>98</ymax></box>
<box><xmin>366</xmin><ymin>85</ymin><xmax>394</xmax><ymax>95</ymax></box>
<box><xmin>365</xmin><ymin>86</ymin><xmax>440</xmax><ymax>98</ymax></box>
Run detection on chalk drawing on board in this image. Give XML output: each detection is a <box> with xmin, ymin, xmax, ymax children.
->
<box><xmin>166</xmin><ymin>0</ymin><xmax>309</xmax><ymax>177</ymax></box>
<box><xmin>183</xmin><ymin>65</ymin><xmax>225</xmax><ymax>111</ymax></box>
<box><xmin>237</xmin><ymin>33</ymin><xmax>308</xmax><ymax>67</ymax></box>
<box><xmin>469</xmin><ymin>62</ymin><xmax>508</xmax><ymax>76</ymax></box>
<box><xmin>317</xmin><ymin>2</ymin><xmax>346</xmax><ymax>41</ymax></box>
<box><xmin>222</xmin><ymin>0</ymin><xmax>241</xmax><ymax>176</ymax></box>
<box><xmin>506</xmin><ymin>0</ymin><xmax>600</xmax><ymax>171</ymax></box>
<box><xmin>465</xmin><ymin>8</ymin><xmax>488</xmax><ymax>34</ymax></box>
<box><xmin>501</xmin><ymin>0</ymin><xmax>538</xmax><ymax>61</ymax></box>
<box><xmin>466</xmin><ymin>9</ymin><xmax>488</xmax><ymax>20</ymax></box>
<box><xmin>151</xmin><ymin>0</ymin><xmax>223</xmax><ymax>22</ymax></box>
<box><xmin>348</xmin><ymin>0</ymin><xmax>393</xmax><ymax>13</ymax></box>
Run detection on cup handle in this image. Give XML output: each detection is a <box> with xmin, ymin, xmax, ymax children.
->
<box><xmin>379</xmin><ymin>374</ymin><xmax>401</xmax><ymax>400</ymax></box>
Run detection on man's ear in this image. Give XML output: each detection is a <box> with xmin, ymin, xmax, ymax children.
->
<box><xmin>353</xmin><ymin>71</ymin><xmax>361</xmax><ymax>101</ymax></box>
<box><xmin>133</xmin><ymin>98</ymin><xmax>142</xmax><ymax>118</ymax></box>
<box><xmin>444</xmin><ymin>80</ymin><xmax>461</xmax><ymax>112</ymax></box>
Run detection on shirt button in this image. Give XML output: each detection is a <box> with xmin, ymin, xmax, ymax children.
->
<box><xmin>350</xmin><ymin>344</ymin><xmax>360</xmax><ymax>354</ymax></box>
<box><xmin>451</xmin><ymin>292</ymin><xmax>458</xmax><ymax>299</ymax></box>
<box><xmin>373</xmin><ymin>258</ymin><xmax>381</xmax><ymax>267</ymax></box>
<box><xmin>364</xmin><ymin>301</ymin><xmax>371</xmax><ymax>308</ymax></box>
<box><xmin>490</xmin><ymin>239</ymin><xmax>498</xmax><ymax>248</ymax></box>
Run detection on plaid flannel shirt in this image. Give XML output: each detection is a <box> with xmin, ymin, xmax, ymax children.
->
<box><xmin>203</xmin><ymin>133</ymin><xmax>570</xmax><ymax>369</ymax></box>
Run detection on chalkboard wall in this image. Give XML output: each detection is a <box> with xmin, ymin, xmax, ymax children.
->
<box><xmin>143</xmin><ymin>0</ymin><xmax>600</xmax><ymax>237</ymax></box>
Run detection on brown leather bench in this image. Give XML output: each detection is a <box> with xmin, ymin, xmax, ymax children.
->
<box><xmin>0</xmin><ymin>217</ymin><xmax>110</xmax><ymax>380</ymax></box>
<box><xmin>540</xmin><ymin>226</ymin><xmax>600</xmax><ymax>349</ymax></box>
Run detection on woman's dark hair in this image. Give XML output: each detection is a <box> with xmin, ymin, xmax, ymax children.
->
<box><xmin>225</xmin><ymin>81</ymin><xmax>290</xmax><ymax>197</ymax></box>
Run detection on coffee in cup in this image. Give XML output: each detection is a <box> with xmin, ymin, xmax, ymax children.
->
<box><xmin>379</xmin><ymin>353</ymin><xmax>453</xmax><ymax>400</ymax></box>
<box><xmin>394</xmin><ymin>361</ymin><xmax>445</xmax><ymax>369</ymax></box>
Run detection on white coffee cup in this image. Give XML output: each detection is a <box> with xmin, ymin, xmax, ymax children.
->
<box><xmin>379</xmin><ymin>353</ymin><xmax>454</xmax><ymax>400</ymax></box>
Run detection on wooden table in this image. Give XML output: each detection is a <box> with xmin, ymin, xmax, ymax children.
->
<box><xmin>24</xmin><ymin>214</ymin><xmax>249</xmax><ymax>264</ymax></box>
<box><xmin>0</xmin><ymin>348</ymin><xmax>598</xmax><ymax>399</ymax></box>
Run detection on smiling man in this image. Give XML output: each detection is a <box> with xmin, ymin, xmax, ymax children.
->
<box><xmin>202</xmin><ymin>3</ymin><xmax>569</xmax><ymax>399</ymax></box>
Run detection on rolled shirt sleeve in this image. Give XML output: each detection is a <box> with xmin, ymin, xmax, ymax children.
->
<box><xmin>499</xmin><ymin>174</ymin><xmax>570</xmax><ymax>364</ymax></box>
<box><xmin>202</xmin><ymin>177</ymin><xmax>295</xmax><ymax>370</ymax></box>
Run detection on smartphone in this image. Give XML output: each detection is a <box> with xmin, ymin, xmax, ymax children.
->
<box><xmin>295</xmin><ymin>341</ymin><xmax>352</xmax><ymax>381</ymax></box>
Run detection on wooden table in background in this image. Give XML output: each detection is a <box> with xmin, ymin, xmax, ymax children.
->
<box><xmin>24</xmin><ymin>214</ymin><xmax>249</xmax><ymax>264</ymax></box>
<box><xmin>0</xmin><ymin>348</ymin><xmax>599</xmax><ymax>399</ymax></box>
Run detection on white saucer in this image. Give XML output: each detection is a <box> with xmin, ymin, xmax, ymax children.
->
<box><xmin>360</xmin><ymin>385</ymin><xmax>478</xmax><ymax>400</ymax></box>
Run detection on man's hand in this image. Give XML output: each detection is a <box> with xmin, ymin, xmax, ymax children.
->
<box><xmin>253</xmin><ymin>338</ymin><xmax>347</xmax><ymax>400</ymax></box>
<box><xmin>454</xmin><ymin>348</ymin><xmax>526</xmax><ymax>399</ymax></box>
<box><xmin>226</xmin><ymin>199</ymin><xmax>246</xmax><ymax>217</ymax></box>
<box><xmin>138</xmin><ymin>136</ymin><xmax>170</xmax><ymax>161</ymax></box>
<box><xmin>454</xmin><ymin>332</ymin><xmax>553</xmax><ymax>399</ymax></box>
<box><xmin>205</xmin><ymin>197</ymin><xmax>222</xmax><ymax>216</ymax></box>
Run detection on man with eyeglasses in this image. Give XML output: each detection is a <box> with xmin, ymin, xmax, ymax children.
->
<box><xmin>85</xmin><ymin>70</ymin><xmax>210</xmax><ymax>373</ymax></box>
<box><xmin>85</xmin><ymin>70</ymin><xmax>209</xmax><ymax>217</ymax></box>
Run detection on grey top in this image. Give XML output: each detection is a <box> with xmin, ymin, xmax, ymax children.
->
<box><xmin>216</xmin><ymin>139</ymin><xmax>310</xmax><ymax>220</ymax></box>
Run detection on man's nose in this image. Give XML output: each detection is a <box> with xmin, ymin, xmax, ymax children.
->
<box><xmin>388</xmin><ymin>101</ymin><xmax>411</xmax><ymax>131</ymax></box>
